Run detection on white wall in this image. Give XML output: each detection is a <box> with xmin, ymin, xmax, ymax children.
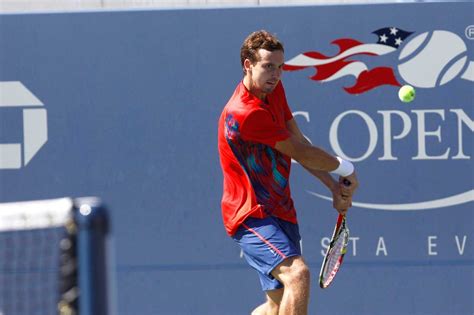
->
<box><xmin>0</xmin><ymin>0</ymin><xmax>414</xmax><ymax>13</ymax></box>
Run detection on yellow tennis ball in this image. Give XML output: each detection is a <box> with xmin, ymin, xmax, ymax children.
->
<box><xmin>398</xmin><ymin>85</ymin><xmax>416</xmax><ymax>103</ymax></box>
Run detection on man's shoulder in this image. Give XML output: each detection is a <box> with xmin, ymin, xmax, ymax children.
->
<box><xmin>225</xmin><ymin>103</ymin><xmax>265</xmax><ymax>127</ymax></box>
<box><xmin>225</xmin><ymin>87</ymin><xmax>261</xmax><ymax>120</ymax></box>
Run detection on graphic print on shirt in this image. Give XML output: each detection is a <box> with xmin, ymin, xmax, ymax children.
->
<box><xmin>225</xmin><ymin>114</ymin><xmax>292</xmax><ymax>214</ymax></box>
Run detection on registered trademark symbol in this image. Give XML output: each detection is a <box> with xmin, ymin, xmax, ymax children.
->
<box><xmin>465</xmin><ymin>25</ymin><xmax>474</xmax><ymax>40</ymax></box>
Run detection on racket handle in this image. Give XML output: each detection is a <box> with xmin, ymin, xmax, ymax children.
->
<box><xmin>341</xmin><ymin>179</ymin><xmax>351</xmax><ymax>216</ymax></box>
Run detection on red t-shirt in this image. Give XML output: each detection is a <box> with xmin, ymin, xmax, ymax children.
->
<box><xmin>218</xmin><ymin>81</ymin><xmax>297</xmax><ymax>236</ymax></box>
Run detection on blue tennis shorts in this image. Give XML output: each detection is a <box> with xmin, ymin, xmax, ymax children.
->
<box><xmin>232</xmin><ymin>216</ymin><xmax>302</xmax><ymax>291</ymax></box>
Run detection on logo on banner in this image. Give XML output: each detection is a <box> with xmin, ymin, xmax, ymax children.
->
<box><xmin>284</xmin><ymin>28</ymin><xmax>474</xmax><ymax>93</ymax></box>
<box><xmin>284</xmin><ymin>28</ymin><xmax>474</xmax><ymax>210</ymax></box>
<box><xmin>0</xmin><ymin>81</ymin><xmax>47</xmax><ymax>169</ymax></box>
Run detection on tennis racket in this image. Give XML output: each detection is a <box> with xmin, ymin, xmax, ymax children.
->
<box><xmin>319</xmin><ymin>213</ymin><xmax>350</xmax><ymax>289</ymax></box>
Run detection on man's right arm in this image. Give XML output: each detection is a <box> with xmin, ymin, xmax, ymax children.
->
<box><xmin>274</xmin><ymin>133</ymin><xmax>358</xmax><ymax>192</ymax></box>
<box><xmin>275</xmin><ymin>133</ymin><xmax>338</xmax><ymax>172</ymax></box>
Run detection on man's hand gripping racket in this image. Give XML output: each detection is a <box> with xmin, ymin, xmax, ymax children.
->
<box><xmin>319</xmin><ymin>179</ymin><xmax>352</xmax><ymax>289</ymax></box>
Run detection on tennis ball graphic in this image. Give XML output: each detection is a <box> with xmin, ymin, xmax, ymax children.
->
<box><xmin>398</xmin><ymin>30</ymin><xmax>468</xmax><ymax>88</ymax></box>
<box><xmin>398</xmin><ymin>85</ymin><xmax>415</xmax><ymax>102</ymax></box>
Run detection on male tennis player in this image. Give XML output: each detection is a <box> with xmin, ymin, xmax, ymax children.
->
<box><xmin>217</xmin><ymin>30</ymin><xmax>358</xmax><ymax>315</ymax></box>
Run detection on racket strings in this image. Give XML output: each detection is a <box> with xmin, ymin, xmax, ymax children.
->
<box><xmin>319</xmin><ymin>219</ymin><xmax>350</xmax><ymax>288</ymax></box>
<box><xmin>326</xmin><ymin>238</ymin><xmax>344</xmax><ymax>272</ymax></box>
<box><xmin>323</xmin><ymin>230</ymin><xmax>349</xmax><ymax>277</ymax></box>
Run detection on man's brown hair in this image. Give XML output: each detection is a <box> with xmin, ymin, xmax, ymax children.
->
<box><xmin>240</xmin><ymin>30</ymin><xmax>284</xmax><ymax>74</ymax></box>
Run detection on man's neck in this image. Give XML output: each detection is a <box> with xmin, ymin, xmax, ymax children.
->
<box><xmin>243</xmin><ymin>76</ymin><xmax>266</xmax><ymax>101</ymax></box>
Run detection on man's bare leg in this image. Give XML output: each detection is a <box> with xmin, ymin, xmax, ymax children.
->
<box><xmin>251</xmin><ymin>288</ymin><xmax>283</xmax><ymax>315</ymax></box>
<box><xmin>271</xmin><ymin>256</ymin><xmax>310</xmax><ymax>315</ymax></box>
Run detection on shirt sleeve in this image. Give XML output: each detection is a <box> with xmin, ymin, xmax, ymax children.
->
<box><xmin>240</xmin><ymin>109</ymin><xmax>290</xmax><ymax>147</ymax></box>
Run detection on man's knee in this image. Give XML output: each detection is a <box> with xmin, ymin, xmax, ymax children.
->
<box><xmin>272</xmin><ymin>256</ymin><xmax>310</xmax><ymax>287</ymax></box>
<box><xmin>289</xmin><ymin>261</ymin><xmax>310</xmax><ymax>286</ymax></box>
<box><xmin>251</xmin><ymin>301</ymin><xmax>278</xmax><ymax>315</ymax></box>
<box><xmin>266</xmin><ymin>289</ymin><xmax>282</xmax><ymax>314</ymax></box>
<box><xmin>251</xmin><ymin>303</ymin><xmax>266</xmax><ymax>315</ymax></box>
<box><xmin>266</xmin><ymin>301</ymin><xmax>279</xmax><ymax>315</ymax></box>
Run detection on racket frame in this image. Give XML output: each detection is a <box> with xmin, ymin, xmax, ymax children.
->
<box><xmin>319</xmin><ymin>214</ymin><xmax>349</xmax><ymax>289</ymax></box>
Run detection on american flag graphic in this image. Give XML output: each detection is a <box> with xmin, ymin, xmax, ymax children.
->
<box><xmin>283</xmin><ymin>27</ymin><xmax>414</xmax><ymax>94</ymax></box>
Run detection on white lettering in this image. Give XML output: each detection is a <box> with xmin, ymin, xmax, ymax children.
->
<box><xmin>350</xmin><ymin>236</ymin><xmax>359</xmax><ymax>256</ymax></box>
<box><xmin>321</xmin><ymin>237</ymin><xmax>330</xmax><ymax>256</ymax></box>
<box><xmin>450</xmin><ymin>109</ymin><xmax>473</xmax><ymax>160</ymax></box>
<box><xmin>0</xmin><ymin>82</ymin><xmax>47</xmax><ymax>169</ymax></box>
<box><xmin>428</xmin><ymin>235</ymin><xmax>438</xmax><ymax>255</ymax></box>
<box><xmin>292</xmin><ymin>111</ymin><xmax>313</xmax><ymax>144</ymax></box>
<box><xmin>375</xmin><ymin>236</ymin><xmax>388</xmax><ymax>256</ymax></box>
<box><xmin>312</xmin><ymin>234</ymin><xmax>468</xmax><ymax>259</ymax></box>
<box><xmin>328</xmin><ymin>108</ymin><xmax>471</xmax><ymax>161</ymax></box>
<box><xmin>412</xmin><ymin>110</ymin><xmax>450</xmax><ymax>160</ymax></box>
<box><xmin>330</xmin><ymin>110</ymin><xmax>378</xmax><ymax>162</ymax></box>
<box><xmin>378</xmin><ymin>110</ymin><xmax>412</xmax><ymax>160</ymax></box>
<box><xmin>455</xmin><ymin>235</ymin><xmax>467</xmax><ymax>255</ymax></box>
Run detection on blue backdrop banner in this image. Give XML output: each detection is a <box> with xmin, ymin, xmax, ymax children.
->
<box><xmin>1</xmin><ymin>2</ymin><xmax>473</xmax><ymax>314</ymax></box>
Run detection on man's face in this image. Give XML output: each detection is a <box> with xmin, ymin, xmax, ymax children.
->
<box><xmin>244</xmin><ymin>49</ymin><xmax>284</xmax><ymax>98</ymax></box>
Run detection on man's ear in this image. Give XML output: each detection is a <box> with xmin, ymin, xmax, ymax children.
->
<box><xmin>243</xmin><ymin>59</ymin><xmax>252</xmax><ymax>73</ymax></box>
